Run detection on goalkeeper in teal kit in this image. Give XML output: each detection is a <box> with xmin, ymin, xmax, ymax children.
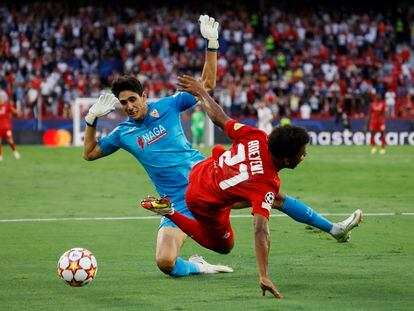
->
<box><xmin>83</xmin><ymin>15</ymin><xmax>233</xmax><ymax>276</ymax></box>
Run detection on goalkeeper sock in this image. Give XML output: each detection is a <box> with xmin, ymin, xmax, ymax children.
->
<box><xmin>280</xmin><ymin>196</ymin><xmax>333</xmax><ymax>233</ymax></box>
<box><xmin>169</xmin><ymin>257</ymin><xmax>200</xmax><ymax>277</ymax></box>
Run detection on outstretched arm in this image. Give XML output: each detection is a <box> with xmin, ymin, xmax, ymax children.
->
<box><xmin>200</xmin><ymin>51</ymin><xmax>217</xmax><ymax>92</ymax></box>
<box><xmin>198</xmin><ymin>15</ymin><xmax>219</xmax><ymax>92</ymax></box>
<box><xmin>254</xmin><ymin>213</ymin><xmax>283</xmax><ymax>299</ymax></box>
<box><xmin>177</xmin><ymin>75</ymin><xmax>231</xmax><ymax>130</ymax></box>
<box><xmin>83</xmin><ymin>125</ymin><xmax>105</xmax><ymax>161</ymax></box>
<box><xmin>83</xmin><ymin>94</ymin><xmax>119</xmax><ymax>161</ymax></box>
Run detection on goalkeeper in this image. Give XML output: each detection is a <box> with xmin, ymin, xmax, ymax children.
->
<box><xmin>83</xmin><ymin>15</ymin><xmax>232</xmax><ymax>276</ymax></box>
<box><xmin>191</xmin><ymin>105</ymin><xmax>205</xmax><ymax>147</ymax></box>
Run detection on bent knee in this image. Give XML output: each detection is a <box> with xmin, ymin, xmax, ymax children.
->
<box><xmin>217</xmin><ymin>248</ymin><xmax>232</xmax><ymax>254</ymax></box>
<box><xmin>156</xmin><ymin>256</ymin><xmax>176</xmax><ymax>274</ymax></box>
<box><xmin>216</xmin><ymin>242</ymin><xmax>234</xmax><ymax>254</ymax></box>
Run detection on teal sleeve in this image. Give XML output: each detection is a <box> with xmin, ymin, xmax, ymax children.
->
<box><xmin>175</xmin><ymin>92</ymin><xmax>198</xmax><ymax>112</ymax></box>
<box><xmin>98</xmin><ymin>128</ymin><xmax>121</xmax><ymax>156</ymax></box>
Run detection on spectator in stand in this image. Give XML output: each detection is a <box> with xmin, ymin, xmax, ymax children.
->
<box><xmin>280</xmin><ymin>109</ymin><xmax>292</xmax><ymax>126</ymax></box>
<box><xmin>256</xmin><ymin>99</ymin><xmax>273</xmax><ymax>134</ymax></box>
<box><xmin>0</xmin><ymin>2</ymin><xmax>413</xmax><ymax>120</ymax></box>
<box><xmin>300</xmin><ymin>100</ymin><xmax>311</xmax><ymax>120</ymax></box>
<box><xmin>385</xmin><ymin>88</ymin><xmax>396</xmax><ymax>118</ymax></box>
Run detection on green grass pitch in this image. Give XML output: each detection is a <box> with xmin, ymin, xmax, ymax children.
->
<box><xmin>0</xmin><ymin>145</ymin><xmax>413</xmax><ymax>310</ymax></box>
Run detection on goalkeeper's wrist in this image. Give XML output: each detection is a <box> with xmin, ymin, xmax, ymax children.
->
<box><xmin>205</xmin><ymin>39</ymin><xmax>219</xmax><ymax>51</ymax></box>
<box><xmin>85</xmin><ymin>114</ymin><xmax>98</xmax><ymax>127</ymax></box>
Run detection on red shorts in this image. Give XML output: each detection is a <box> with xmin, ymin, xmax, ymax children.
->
<box><xmin>369</xmin><ymin>121</ymin><xmax>385</xmax><ymax>132</ymax></box>
<box><xmin>0</xmin><ymin>128</ymin><xmax>12</xmax><ymax>139</ymax></box>
<box><xmin>186</xmin><ymin>160</ymin><xmax>234</xmax><ymax>243</ymax></box>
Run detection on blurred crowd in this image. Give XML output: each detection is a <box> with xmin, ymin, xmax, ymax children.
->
<box><xmin>0</xmin><ymin>2</ymin><xmax>413</xmax><ymax>120</ymax></box>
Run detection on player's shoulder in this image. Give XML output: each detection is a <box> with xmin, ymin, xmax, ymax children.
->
<box><xmin>103</xmin><ymin>125</ymin><xmax>122</xmax><ymax>138</ymax></box>
<box><xmin>118</xmin><ymin>117</ymin><xmax>133</xmax><ymax>126</ymax></box>
<box><xmin>114</xmin><ymin>119</ymin><xmax>135</xmax><ymax>132</ymax></box>
<box><xmin>150</xmin><ymin>96</ymin><xmax>174</xmax><ymax>105</ymax></box>
<box><xmin>227</xmin><ymin>120</ymin><xmax>267</xmax><ymax>139</ymax></box>
<box><xmin>146</xmin><ymin>97</ymin><xmax>176</xmax><ymax>118</ymax></box>
<box><xmin>171</xmin><ymin>91</ymin><xmax>195</xmax><ymax>100</ymax></box>
<box><xmin>149</xmin><ymin>94</ymin><xmax>184</xmax><ymax>108</ymax></box>
<box><xmin>152</xmin><ymin>92</ymin><xmax>196</xmax><ymax>112</ymax></box>
<box><xmin>152</xmin><ymin>92</ymin><xmax>193</xmax><ymax>102</ymax></box>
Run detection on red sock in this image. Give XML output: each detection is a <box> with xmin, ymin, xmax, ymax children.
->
<box><xmin>370</xmin><ymin>133</ymin><xmax>375</xmax><ymax>146</ymax></box>
<box><xmin>9</xmin><ymin>141</ymin><xmax>16</xmax><ymax>151</ymax></box>
<box><xmin>380</xmin><ymin>132</ymin><xmax>385</xmax><ymax>148</ymax></box>
<box><xmin>168</xmin><ymin>211</ymin><xmax>234</xmax><ymax>254</ymax></box>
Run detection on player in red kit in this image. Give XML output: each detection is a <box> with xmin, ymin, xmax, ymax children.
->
<box><xmin>142</xmin><ymin>76</ymin><xmax>362</xmax><ymax>299</ymax></box>
<box><xmin>367</xmin><ymin>92</ymin><xmax>387</xmax><ymax>154</ymax></box>
<box><xmin>0</xmin><ymin>94</ymin><xmax>20</xmax><ymax>161</ymax></box>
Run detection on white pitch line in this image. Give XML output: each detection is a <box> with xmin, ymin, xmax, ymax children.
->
<box><xmin>0</xmin><ymin>212</ymin><xmax>412</xmax><ymax>223</ymax></box>
<box><xmin>0</xmin><ymin>216</ymin><xmax>161</xmax><ymax>223</ymax></box>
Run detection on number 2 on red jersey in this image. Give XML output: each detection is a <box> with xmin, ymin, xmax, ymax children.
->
<box><xmin>218</xmin><ymin>143</ymin><xmax>249</xmax><ymax>190</ymax></box>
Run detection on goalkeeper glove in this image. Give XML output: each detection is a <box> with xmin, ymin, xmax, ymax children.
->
<box><xmin>199</xmin><ymin>14</ymin><xmax>219</xmax><ymax>51</ymax></box>
<box><xmin>85</xmin><ymin>93</ymin><xmax>119</xmax><ymax>127</ymax></box>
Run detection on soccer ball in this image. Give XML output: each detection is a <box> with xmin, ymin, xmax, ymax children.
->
<box><xmin>57</xmin><ymin>247</ymin><xmax>98</xmax><ymax>287</ymax></box>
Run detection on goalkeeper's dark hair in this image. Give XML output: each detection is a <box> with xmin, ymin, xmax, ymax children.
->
<box><xmin>111</xmin><ymin>75</ymin><xmax>144</xmax><ymax>98</ymax></box>
<box><xmin>268</xmin><ymin>125</ymin><xmax>310</xmax><ymax>159</ymax></box>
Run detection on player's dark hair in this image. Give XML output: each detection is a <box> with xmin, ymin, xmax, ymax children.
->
<box><xmin>111</xmin><ymin>75</ymin><xmax>144</xmax><ymax>98</ymax></box>
<box><xmin>268</xmin><ymin>125</ymin><xmax>310</xmax><ymax>159</ymax></box>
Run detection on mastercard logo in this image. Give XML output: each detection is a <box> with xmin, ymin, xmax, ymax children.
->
<box><xmin>43</xmin><ymin>129</ymin><xmax>72</xmax><ymax>146</ymax></box>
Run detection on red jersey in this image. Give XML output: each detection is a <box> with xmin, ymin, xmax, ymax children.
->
<box><xmin>370</xmin><ymin>101</ymin><xmax>386</xmax><ymax>122</ymax></box>
<box><xmin>0</xmin><ymin>103</ymin><xmax>14</xmax><ymax>130</ymax></box>
<box><xmin>187</xmin><ymin>120</ymin><xmax>280</xmax><ymax>219</ymax></box>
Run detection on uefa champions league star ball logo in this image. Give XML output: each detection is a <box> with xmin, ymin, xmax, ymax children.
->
<box><xmin>265</xmin><ymin>192</ymin><xmax>275</xmax><ymax>205</ymax></box>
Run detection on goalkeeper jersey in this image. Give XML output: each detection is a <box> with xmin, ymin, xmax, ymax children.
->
<box><xmin>98</xmin><ymin>92</ymin><xmax>204</xmax><ymax>201</ymax></box>
<box><xmin>191</xmin><ymin>111</ymin><xmax>205</xmax><ymax>129</ymax></box>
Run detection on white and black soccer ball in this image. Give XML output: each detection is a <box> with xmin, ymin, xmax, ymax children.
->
<box><xmin>264</xmin><ymin>192</ymin><xmax>275</xmax><ymax>205</ymax></box>
<box><xmin>57</xmin><ymin>248</ymin><xmax>98</xmax><ymax>287</ymax></box>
